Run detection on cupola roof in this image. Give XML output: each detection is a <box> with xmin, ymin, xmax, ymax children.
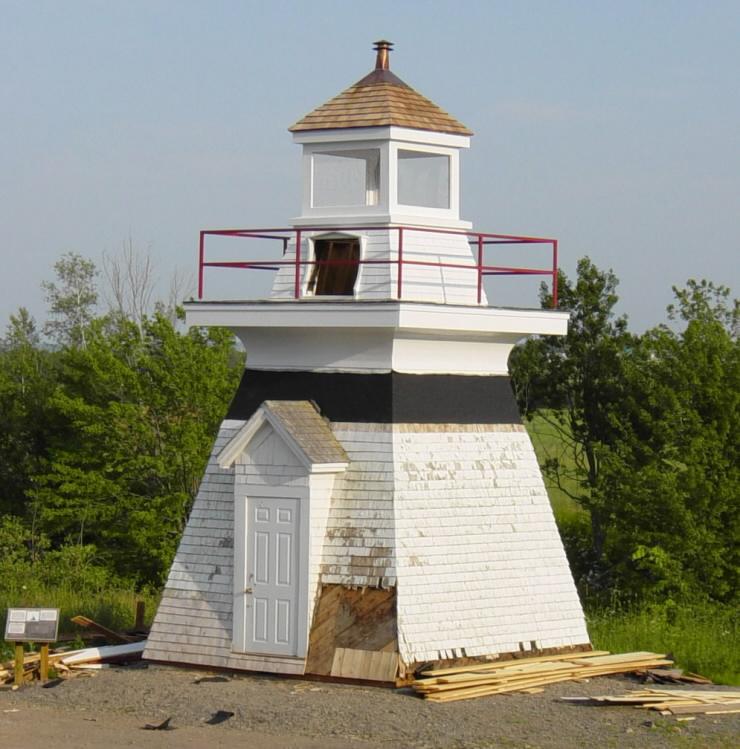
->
<box><xmin>289</xmin><ymin>40</ymin><xmax>473</xmax><ymax>136</ymax></box>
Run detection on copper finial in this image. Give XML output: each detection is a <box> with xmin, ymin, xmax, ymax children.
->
<box><xmin>373</xmin><ymin>40</ymin><xmax>393</xmax><ymax>71</ymax></box>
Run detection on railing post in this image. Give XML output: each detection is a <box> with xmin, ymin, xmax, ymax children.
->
<box><xmin>477</xmin><ymin>234</ymin><xmax>484</xmax><ymax>305</ymax></box>
<box><xmin>198</xmin><ymin>231</ymin><xmax>205</xmax><ymax>299</ymax></box>
<box><xmin>294</xmin><ymin>229</ymin><xmax>302</xmax><ymax>299</ymax></box>
<box><xmin>397</xmin><ymin>227</ymin><xmax>404</xmax><ymax>300</ymax></box>
<box><xmin>552</xmin><ymin>239</ymin><xmax>558</xmax><ymax>308</ymax></box>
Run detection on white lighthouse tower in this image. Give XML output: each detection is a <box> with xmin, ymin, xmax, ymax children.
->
<box><xmin>145</xmin><ymin>42</ymin><xmax>590</xmax><ymax>680</ymax></box>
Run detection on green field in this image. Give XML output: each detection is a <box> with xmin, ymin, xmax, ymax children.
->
<box><xmin>588</xmin><ymin>603</ymin><xmax>739</xmax><ymax>686</ymax></box>
<box><xmin>523</xmin><ymin>411</ymin><xmax>584</xmax><ymax>520</ymax></box>
<box><xmin>0</xmin><ymin>586</ymin><xmax>159</xmax><ymax>662</ymax></box>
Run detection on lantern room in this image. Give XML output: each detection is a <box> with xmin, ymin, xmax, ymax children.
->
<box><xmin>291</xmin><ymin>42</ymin><xmax>471</xmax><ymax>229</ymax></box>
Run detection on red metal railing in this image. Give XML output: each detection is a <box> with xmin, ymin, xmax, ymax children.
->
<box><xmin>197</xmin><ymin>226</ymin><xmax>559</xmax><ymax>307</ymax></box>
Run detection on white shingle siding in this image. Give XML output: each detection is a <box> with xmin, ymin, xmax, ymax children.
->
<box><xmin>388</xmin><ymin>426</ymin><xmax>588</xmax><ymax>664</ymax></box>
<box><xmin>270</xmin><ymin>229</ymin><xmax>487</xmax><ymax>305</ymax></box>
<box><xmin>146</xmin><ymin>420</ymin><xmax>309</xmax><ymax>674</ymax></box>
<box><xmin>148</xmin><ymin>417</ymin><xmax>588</xmax><ymax>673</ymax></box>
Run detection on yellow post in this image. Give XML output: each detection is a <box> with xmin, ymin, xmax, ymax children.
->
<box><xmin>14</xmin><ymin>643</ymin><xmax>25</xmax><ymax>686</ymax></box>
<box><xmin>39</xmin><ymin>643</ymin><xmax>49</xmax><ymax>683</ymax></box>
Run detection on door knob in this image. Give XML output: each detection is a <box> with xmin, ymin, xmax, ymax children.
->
<box><xmin>244</xmin><ymin>587</ymin><xmax>253</xmax><ymax>594</ymax></box>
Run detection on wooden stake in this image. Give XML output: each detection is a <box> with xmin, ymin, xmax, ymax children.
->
<box><xmin>135</xmin><ymin>601</ymin><xmax>145</xmax><ymax>630</ymax></box>
<box><xmin>14</xmin><ymin>643</ymin><xmax>24</xmax><ymax>687</ymax></box>
<box><xmin>39</xmin><ymin>644</ymin><xmax>49</xmax><ymax>683</ymax></box>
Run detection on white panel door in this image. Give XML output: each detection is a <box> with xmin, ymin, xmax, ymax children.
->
<box><xmin>244</xmin><ymin>496</ymin><xmax>300</xmax><ymax>655</ymax></box>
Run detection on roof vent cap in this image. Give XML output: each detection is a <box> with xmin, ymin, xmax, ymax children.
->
<box><xmin>373</xmin><ymin>40</ymin><xmax>393</xmax><ymax>71</ymax></box>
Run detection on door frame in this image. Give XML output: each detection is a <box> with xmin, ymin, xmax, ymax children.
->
<box><xmin>233</xmin><ymin>484</ymin><xmax>310</xmax><ymax>658</ymax></box>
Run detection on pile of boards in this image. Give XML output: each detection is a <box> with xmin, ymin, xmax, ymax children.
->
<box><xmin>562</xmin><ymin>688</ymin><xmax>740</xmax><ymax>716</ymax></box>
<box><xmin>411</xmin><ymin>651</ymin><xmax>674</xmax><ymax>702</ymax></box>
<box><xmin>0</xmin><ymin>641</ymin><xmax>146</xmax><ymax>685</ymax></box>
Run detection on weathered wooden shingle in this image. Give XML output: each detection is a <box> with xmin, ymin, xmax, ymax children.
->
<box><xmin>289</xmin><ymin>45</ymin><xmax>472</xmax><ymax>136</ymax></box>
<box><xmin>262</xmin><ymin>400</ymin><xmax>348</xmax><ymax>465</ymax></box>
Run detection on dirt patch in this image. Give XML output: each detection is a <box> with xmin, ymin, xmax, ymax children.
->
<box><xmin>2</xmin><ymin>664</ymin><xmax>738</xmax><ymax>748</ymax></box>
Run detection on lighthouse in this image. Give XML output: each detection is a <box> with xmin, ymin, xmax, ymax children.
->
<box><xmin>145</xmin><ymin>42</ymin><xmax>590</xmax><ymax>680</ymax></box>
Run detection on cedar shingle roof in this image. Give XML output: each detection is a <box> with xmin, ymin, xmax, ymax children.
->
<box><xmin>289</xmin><ymin>41</ymin><xmax>472</xmax><ymax>137</ymax></box>
<box><xmin>262</xmin><ymin>401</ymin><xmax>348</xmax><ymax>466</ymax></box>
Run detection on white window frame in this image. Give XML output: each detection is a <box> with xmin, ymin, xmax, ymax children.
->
<box><xmin>301</xmin><ymin>141</ymin><xmax>390</xmax><ymax>219</ymax></box>
<box><xmin>388</xmin><ymin>141</ymin><xmax>460</xmax><ymax>220</ymax></box>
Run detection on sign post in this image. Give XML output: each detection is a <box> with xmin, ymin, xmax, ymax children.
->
<box><xmin>4</xmin><ymin>608</ymin><xmax>60</xmax><ymax>685</ymax></box>
<box><xmin>14</xmin><ymin>643</ymin><xmax>24</xmax><ymax>686</ymax></box>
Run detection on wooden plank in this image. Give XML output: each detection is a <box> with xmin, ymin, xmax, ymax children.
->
<box><xmin>430</xmin><ymin>660</ymin><xmax>588</xmax><ymax>685</ymax></box>
<box><xmin>330</xmin><ymin>648</ymin><xmax>345</xmax><ymax>677</ymax></box>
<box><xmin>668</xmin><ymin>703</ymin><xmax>740</xmax><ymax>715</ymax></box>
<box><xmin>569</xmin><ymin>651</ymin><xmax>666</xmax><ymax>666</ymax></box>
<box><xmin>61</xmin><ymin>642</ymin><xmax>145</xmax><ymax>666</ymax></box>
<box><xmin>330</xmin><ymin>647</ymin><xmax>398</xmax><ymax>682</ymax></box>
<box><xmin>71</xmin><ymin>615</ymin><xmax>136</xmax><ymax>644</ymax></box>
<box><xmin>420</xmin><ymin>650</ymin><xmax>610</xmax><ymax>677</ymax></box>
<box><xmin>417</xmin><ymin>669</ymin><xmax>585</xmax><ymax>694</ymax></box>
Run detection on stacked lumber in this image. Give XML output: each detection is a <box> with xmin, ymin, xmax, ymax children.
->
<box><xmin>638</xmin><ymin>667</ymin><xmax>712</xmax><ymax>685</ymax></box>
<box><xmin>1</xmin><ymin>641</ymin><xmax>147</xmax><ymax>684</ymax></box>
<box><xmin>411</xmin><ymin>651</ymin><xmax>673</xmax><ymax>702</ymax></box>
<box><xmin>562</xmin><ymin>688</ymin><xmax>740</xmax><ymax>716</ymax></box>
<box><xmin>0</xmin><ymin>647</ymin><xmax>82</xmax><ymax>684</ymax></box>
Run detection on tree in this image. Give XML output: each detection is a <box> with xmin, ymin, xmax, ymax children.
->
<box><xmin>34</xmin><ymin>311</ymin><xmax>242</xmax><ymax>585</ymax></box>
<box><xmin>103</xmin><ymin>238</ymin><xmax>195</xmax><ymax>334</ymax></box>
<box><xmin>667</xmin><ymin>278</ymin><xmax>739</xmax><ymax>338</ymax></box>
<box><xmin>42</xmin><ymin>252</ymin><xmax>98</xmax><ymax>348</ymax></box>
<box><xmin>600</xmin><ymin>281</ymin><xmax>739</xmax><ymax>602</ymax></box>
<box><xmin>0</xmin><ymin>309</ymin><xmax>57</xmax><ymax>518</ymax></box>
<box><xmin>103</xmin><ymin>238</ymin><xmax>156</xmax><ymax>340</ymax></box>
<box><xmin>510</xmin><ymin>257</ymin><xmax>632</xmax><ymax>568</ymax></box>
<box><xmin>511</xmin><ymin>267</ymin><xmax>739</xmax><ymax>604</ymax></box>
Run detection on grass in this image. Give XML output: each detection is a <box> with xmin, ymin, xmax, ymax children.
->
<box><xmin>523</xmin><ymin>410</ymin><xmax>739</xmax><ymax>688</ymax></box>
<box><xmin>523</xmin><ymin>410</ymin><xmax>584</xmax><ymax>520</ymax></box>
<box><xmin>0</xmin><ymin>585</ymin><xmax>160</xmax><ymax>662</ymax></box>
<box><xmin>587</xmin><ymin>602</ymin><xmax>740</xmax><ymax>686</ymax></box>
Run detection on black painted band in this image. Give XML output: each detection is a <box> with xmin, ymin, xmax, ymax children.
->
<box><xmin>226</xmin><ymin>369</ymin><xmax>521</xmax><ymax>424</ymax></box>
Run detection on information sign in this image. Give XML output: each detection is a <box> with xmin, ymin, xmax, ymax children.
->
<box><xmin>4</xmin><ymin>608</ymin><xmax>60</xmax><ymax>642</ymax></box>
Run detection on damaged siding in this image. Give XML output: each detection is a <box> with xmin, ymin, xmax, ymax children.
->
<box><xmin>321</xmin><ymin>424</ymin><xmax>397</xmax><ymax>587</ymax></box>
<box><xmin>392</xmin><ymin>424</ymin><xmax>588</xmax><ymax>664</ymax></box>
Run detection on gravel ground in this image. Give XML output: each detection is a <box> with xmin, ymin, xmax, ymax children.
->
<box><xmin>2</xmin><ymin>664</ymin><xmax>738</xmax><ymax>748</ymax></box>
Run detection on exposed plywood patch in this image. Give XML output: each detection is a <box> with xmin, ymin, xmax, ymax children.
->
<box><xmin>330</xmin><ymin>648</ymin><xmax>399</xmax><ymax>682</ymax></box>
<box><xmin>305</xmin><ymin>584</ymin><xmax>397</xmax><ymax>678</ymax></box>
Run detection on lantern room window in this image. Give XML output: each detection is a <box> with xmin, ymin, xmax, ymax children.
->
<box><xmin>397</xmin><ymin>150</ymin><xmax>450</xmax><ymax>209</ymax></box>
<box><xmin>306</xmin><ymin>238</ymin><xmax>361</xmax><ymax>296</ymax></box>
<box><xmin>312</xmin><ymin>149</ymin><xmax>380</xmax><ymax>207</ymax></box>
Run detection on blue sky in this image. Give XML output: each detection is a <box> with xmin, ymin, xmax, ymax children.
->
<box><xmin>1</xmin><ymin>1</ymin><xmax>738</xmax><ymax>331</ymax></box>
